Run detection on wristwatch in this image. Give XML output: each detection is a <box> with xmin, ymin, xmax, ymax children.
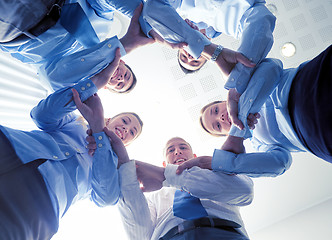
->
<box><xmin>211</xmin><ymin>45</ymin><xmax>223</xmax><ymax>61</ymax></box>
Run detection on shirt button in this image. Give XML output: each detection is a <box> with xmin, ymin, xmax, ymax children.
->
<box><xmin>98</xmin><ymin>136</ymin><xmax>103</xmax><ymax>140</ymax></box>
<box><xmin>53</xmin><ymin>155</ymin><xmax>58</xmax><ymax>159</ymax></box>
<box><xmin>177</xmin><ymin>20</ymin><xmax>181</xmax><ymax>23</ymax></box>
<box><xmin>76</xmin><ymin>148</ymin><xmax>80</xmax><ymax>152</ymax></box>
<box><xmin>81</xmin><ymin>86</ymin><xmax>85</xmax><ymax>91</ymax></box>
<box><xmin>198</xmin><ymin>39</ymin><xmax>201</xmax><ymax>42</ymax></box>
<box><xmin>231</xmin><ymin>78</ymin><xmax>235</xmax><ymax>81</ymax></box>
<box><xmin>80</xmin><ymin>58</ymin><xmax>85</xmax><ymax>62</ymax></box>
<box><xmin>87</xmin><ymin>83</ymin><xmax>91</xmax><ymax>87</ymax></box>
<box><xmin>65</xmin><ymin>152</ymin><xmax>70</xmax><ymax>156</ymax></box>
<box><xmin>249</xmin><ymin>99</ymin><xmax>253</xmax><ymax>102</ymax></box>
<box><xmin>98</xmin><ymin>143</ymin><xmax>103</xmax><ymax>148</ymax></box>
<box><xmin>108</xmin><ymin>43</ymin><xmax>112</xmax><ymax>48</ymax></box>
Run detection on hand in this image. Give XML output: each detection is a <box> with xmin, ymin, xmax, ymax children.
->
<box><xmin>227</xmin><ymin>88</ymin><xmax>243</xmax><ymax>130</ymax></box>
<box><xmin>184</xmin><ymin>19</ymin><xmax>208</xmax><ymax>38</ymax></box>
<box><xmin>86</xmin><ymin>129</ymin><xmax>96</xmax><ymax>156</ymax></box>
<box><xmin>149</xmin><ymin>29</ymin><xmax>187</xmax><ymax>49</ymax></box>
<box><xmin>120</xmin><ymin>4</ymin><xmax>155</xmax><ymax>54</ymax></box>
<box><xmin>215</xmin><ymin>48</ymin><xmax>256</xmax><ymax>76</ymax></box>
<box><xmin>135</xmin><ymin>160</ymin><xmax>165</xmax><ymax>192</ymax></box>
<box><xmin>104</xmin><ymin>127</ymin><xmax>130</xmax><ymax>168</ymax></box>
<box><xmin>176</xmin><ymin>156</ymin><xmax>212</xmax><ymax>175</ymax></box>
<box><xmin>247</xmin><ymin>112</ymin><xmax>260</xmax><ymax>130</ymax></box>
<box><xmin>72</xmin><ymin>89</ymin><xmax>104</xmax><ymax>133</ymax></box>
<box><xmin>227</xmin><ymin>89</ymin><xmax>260</xmax><ymax>130</ymax></box>
<box><xmin>91</xmin><ymin>48</ymin><xmax>121</xmax><ymax>89</ymax></box>
<box><xmin>221</xmin><ymin>135</ymin><xmax>245</xmax><ymax>154</ymax></box>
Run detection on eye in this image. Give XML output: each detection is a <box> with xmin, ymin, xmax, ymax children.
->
<box><xmin>168</xmin><ymin>149</ymin><xmax>174</xmax><ymax>153</ymax></box>
<box><xmin>122</xmin><ymin>118</ymin><xmax>127</xmax><ymax>124</ymax></box>
<box><xmin>217</xmin><ymin>122</ymin><xmax>221</xmax><ymax>130</ymax></box>
<box><xmin>214</xmin><ymin>106</ymin><xmax>219</xmax><ymax>114</ymax></box>
<box><xmin>180</xmin><ymin>146</ymin><xmax>188</xmax><ymax>150</ymax></box>
<box><xmin>130</xmin><ymin>130</ymin><xmax>135</xmax><ymax>136</ymax></box>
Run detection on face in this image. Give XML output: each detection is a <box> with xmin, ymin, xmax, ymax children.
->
<box><xmin>178</xmin><ymin>49</ymin><xmax>207</xmax><ymax>71</ymax></box>
<box><xmin>107</xmin><ymin>60</ymin><xmax>134</xmax><ymax>93</ymax></box>
<box><xmin>105</xmin><ymin>113</ymin><xmax>142</xmax><ymax>146</ymax></box>
<box><xmin>201</xmin><ymin>102</ymin><xmax>231</xmax><ymax>135</ymax></box>
<box><xmin>165</xmin><ymin>138</ymin><xmax>194</xmax><ymax>165</ymax></box>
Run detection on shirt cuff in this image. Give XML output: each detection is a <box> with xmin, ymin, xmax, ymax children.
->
<box><xmin>212</xmin><ymin>149</ymin><xmax>236</xmax><ymax>174</ymax></box>
<box><xmin>92</xmin><ymin>131</ymin><xmax>112</xmax><ymax>151</ymax></box>
<box><xmin>163</xmin><ymin>164</ymin><xmax>183</xmax><ymax>188</ymax></box>
<box><xmin>73</xmin><ymin>79</ymin><xmax>98</xmax><ymax>102</ymax></box>
<box><xmin>185</xmin><ymin>32</ymin><xmax>211</xmax><ymax>59</ymax></box>
<box><xmin>119</xmin><ymin>160</ymin><xmax>138</xmax><ymax>187</ymax></box>
<box><xmin>224</xmin><ymin>63</ymin><xmax>252</xmax><ymax>94</ymax></box>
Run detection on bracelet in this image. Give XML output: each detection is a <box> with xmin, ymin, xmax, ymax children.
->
<box><xmin>210</xmin><ymin>45</ymin><xmax>223</xmax><ymax>61</ymax></box>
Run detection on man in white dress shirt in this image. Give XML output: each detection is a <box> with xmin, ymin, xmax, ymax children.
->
<box><xmin>114</xmin><ymin>136</ymin><xmax>254</xmax><ymax>240</ymax></box>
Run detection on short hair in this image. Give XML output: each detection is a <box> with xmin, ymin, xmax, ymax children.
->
<box><xmin>106</xmin><ymin>64</ymin><xmax>137</xmax><ymax>94</ymax></box>
<box><xmin>177</xmin><ymin>50</ymin><xmax>207</xmax><ymax>74</ymax></box>
<box><xmin>199</xmin><ymin>100</ymin><xmax>227</xmax><ymax>137</ymax></box>
<box><xmin>112</xmin><ymin>112</ymin><xmax>143</xmax><ymax>139</ymax></box>
<box><xmin>163</xmin><ymin>137</ymin><xmax>193</xmax><ymax>157</ymax></box>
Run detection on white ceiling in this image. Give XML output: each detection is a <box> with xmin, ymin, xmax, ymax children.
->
<box><xmin>1</xmin><ymin>0</ymin><xmax>332</xmax><ymax>239</ymax></box>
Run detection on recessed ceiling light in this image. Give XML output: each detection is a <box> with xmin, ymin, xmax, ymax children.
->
<box><xmin>281</xmin><ymin>42</ymin><xmax>296</xmax><ymax>57</ymax></box>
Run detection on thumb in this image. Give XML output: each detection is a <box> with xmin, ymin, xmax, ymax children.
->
<box><xmin>103</xmin><ymin>127</ymin><xmax>122</xmax><ymax>144</ymax></box>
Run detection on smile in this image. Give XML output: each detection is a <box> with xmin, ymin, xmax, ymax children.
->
<box><xmin>115</xmin><ymin>128</ymin><xmax>124</xmax><ymax>139</ymax></box>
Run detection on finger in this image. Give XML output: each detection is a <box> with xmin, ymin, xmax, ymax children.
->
<box><xmin>176</xmin><ymin>161</ymin><xmax>192</xmax><ymax>174</ymax></box>
<box><xmin>254</xmin><ymin>112</ymin><xmax>261</xmax><ymax>119</ymax></box>
<box><xmin>236</xmin><ymin>53</ymin><xmax>256</xmax><ymax>68</ymax></box>
<box><xmin>72</xmin><ymin>89</ymin><xmax>83</xmax><ymax>110</ymax></box>
<box><xmin>170</xmin><ymin>42</ymin><xmax>188</xmax><ymax>49</ymax></box>
<box><xmin>233</xmin><ymin>119</ymin><xmax>244</xmax><ymax>130</ymax></box>
<box><xmin>86</xmin><ymin>129</ymin><xmax>92</xmax><ymax>136</ymax></box>
<box><xmin>86</xmin><ymin>135</ymin><xmax>96</xmax><ymax>144</ymax></box>
<box><xmin>88</xmin><ymin>149</ymin><xmax>95</xmax><ymax>156</ymax></box>
<box><xmin>103</xmin><ymin>127</ymin><xmax>122</xmax><ymax>144</ymax></box>
<box><xmin>87</xmin><ymin>142</ymin><xmax>97</xmax><ymax>150</ymax></box>
<box><xmin>132</xmin><ymin>3</ymin><xmax>143</xmax><ymax>22</ymax></box>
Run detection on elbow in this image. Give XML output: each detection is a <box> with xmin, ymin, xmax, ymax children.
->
<box><xmin>92</xmin><ymin>188</ymin><xmax>120</xmax><ymax>207</ymax></box>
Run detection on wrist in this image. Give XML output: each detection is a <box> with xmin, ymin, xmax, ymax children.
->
<box><xmin>90</xmin><ymin>122</ymin><xmax>105</xmax><ymax>133</ymax></box>
<box><xmin>120</xmin><ymin>36</ymin><xmax>134</xmax><ymax>54</ymax></box>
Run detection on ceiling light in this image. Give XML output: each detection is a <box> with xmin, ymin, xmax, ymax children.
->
<box><xmin>281</xmin><ymin>42</ymin><xmax>296</xmax><ymax>57</ymax></box>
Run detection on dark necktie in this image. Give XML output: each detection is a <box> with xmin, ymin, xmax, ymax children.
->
<box><xmin>173</xmin><ymin>190</ymin><xmax>208</xmax><ymax>220</ymax></box>
<box><xmin>60</xmin><ymin>3</ymin><xmax>100</xmax><ymax>48</ymax></box>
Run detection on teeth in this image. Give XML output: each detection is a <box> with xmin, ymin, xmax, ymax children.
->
<box><xmin>175</xmin><ymin>159</ymin><xmax>185</xmax><ymax>163</ymax></box>
<box><xmin>115</xmin><ymin>128</ymin><xmax>123</xmax><ymax>139</ymax></box>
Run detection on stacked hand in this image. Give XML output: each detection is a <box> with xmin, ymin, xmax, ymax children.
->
<box><xmin>227</xmin><ymin>88</ymin><xmax>261</xmax><ymax>131</ymax></box>
<box><xmin>120</xmin><ymin>4</ymin><xmax>155</xmax><ymax>54</ymax></box>
<box><xmin>72</xmin><ymin>89</ymin><xmax>105</xmax><ymax>133</ymax></box>
<box><xmin>135</xmin><ymin>160</ymin><xmax>165</xmax><ymax>192</ymax></box>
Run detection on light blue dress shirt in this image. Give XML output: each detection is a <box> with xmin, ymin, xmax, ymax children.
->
<box><xmin>212</xmin><ymin>59</ymin><xmax>311</xmax><ymax>177</ymax></box>
<box><xmin>0</xmin><ymin>0</ymin><xmax>151</xmax><ymax>91</ymax></box>
<box><xmin>0</xmin><ymin>79</ymin><xmax>120</xmax><ymax>220</ymax></box>
<box><xmin>143</xmin><ymin>0</ymin><xmax>275</xmax><ymax>93</ymax></box>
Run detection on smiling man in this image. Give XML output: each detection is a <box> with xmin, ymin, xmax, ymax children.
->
<box><xmin>115</xmin><ymin>136</ymin><xmax>253</xmax><ymax>240</ymax></box>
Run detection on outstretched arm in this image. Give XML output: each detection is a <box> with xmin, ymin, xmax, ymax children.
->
<box><xmin>40</xmin><ymin>4</ymin><xmax>153</xmax><ymax>90</ymax></box>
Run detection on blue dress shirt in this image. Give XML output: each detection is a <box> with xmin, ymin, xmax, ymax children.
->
<box><xmin>212</xmin><ymin>59</ymin><xmax>311</xmax><ymax>177</ymax></box>
<box><xmin>0</xmin><ymin>79</ymin><xmax>120</xmax><ymax>220</ymax></box>
<box><xmin>0</xmin><ymin>0</ymin><xmax>151</xmax><ymax>91</ymax></box>
<box><xmin>143</xmin><ymin>0</ymin><xmax>275</xmax><ymax>93</ymax></box>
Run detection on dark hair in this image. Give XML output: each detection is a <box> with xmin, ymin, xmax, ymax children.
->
<box><xmin>112</xmin><ymin>112</ymin><xmax>143</xmax><ymax>139</ymax></box>
<box><xmin>199</xmin><ymin>100</ymin><xmax>227</xmax><ymax>137</ymax></box>
<box><xmin>107</xmin><ymin>64</ymin><xmax>137</xmax><ymax>94</ymax></box>
<box><xmin>177</xmin><ymin>50</ymin><xmax>207</xmax><ymax>74</ymax></box>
